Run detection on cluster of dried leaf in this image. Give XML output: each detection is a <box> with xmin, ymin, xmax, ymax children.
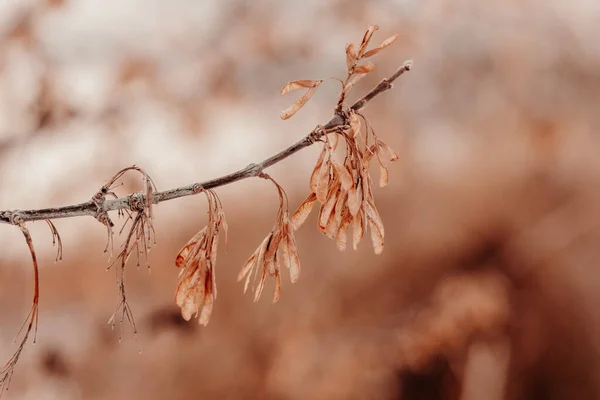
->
<box><xmin>0</xmin><ymin>25</ymin><xmax>410</xmax><ymax>396</ymax></box>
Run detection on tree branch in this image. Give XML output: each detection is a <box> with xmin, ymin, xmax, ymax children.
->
<box><xmin>0</xmin><ymin>60</ymin><xmax>412</xmax><ymax>226</ymax></box>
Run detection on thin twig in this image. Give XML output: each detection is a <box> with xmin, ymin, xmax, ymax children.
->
<box><xmin>0</xmin><ymin>61</ymin><xmax>412</xmax><ymax>226</ymax></box>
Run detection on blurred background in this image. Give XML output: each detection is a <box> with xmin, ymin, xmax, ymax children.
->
<box><xmin>1</xmin><ymin>0</ymin><xmax>600</xmax><ymax>399</ymax></box>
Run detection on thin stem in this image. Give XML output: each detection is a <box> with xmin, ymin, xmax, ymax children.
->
<box><xmin>0</xmin><ymin>61</ymin><xmax>411</xmax><ymax>226</ymax></box>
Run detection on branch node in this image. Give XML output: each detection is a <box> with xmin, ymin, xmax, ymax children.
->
<box><xmin>5</xmin><ymin>211</ymin><xmax>24</xmax><ymax>226</ymax></box>
<box><xmin>128</xmin><ymin>193</ymin><xmax>146</xmax><ymax>212</ymax></box>
<box><xmin>192</xmin><ymin>184</ymin><xmax>204</xmax><ymax>194</ymax></box>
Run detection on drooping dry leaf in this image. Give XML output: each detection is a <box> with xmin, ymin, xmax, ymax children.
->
<box><xmin>364</xmin><ymin>201</ymin><xmax>385</xmax><ymax>254</ymax></box>
<box><xmin>273</xmin><ymin>271</ymin><xmax>281</xmax><ymax>303</ymax></box>
<box><xmin>315</xmin><ymin>164</ymin><xmax>331</xmax><ymax>204</ymax></box>
<box><xmin>291</xmin><ymin>192</ymin><xmax>317</xmax><ymax>230</ymax></box>
<box><xmin>348</xmin><ymin>184</ymin><xmax>362</xmax><ymax>217</ymax></box>
<box><xmin>379</xmin><ymin>164</ymin><xmax>389</xmax><ymax>187</ymax></box>
<box><xmin>280</xmin><ymin>79</ymin><xmax>322</xmax><ymax>95</ymax></box>
<box><xmin>264</xmin><ymin>233</ymin><xmax>281</xmax><ymax>276</ymax></box>
<box><xmin>354</xmin><ymin>62</ymin><xmax>376</xmax><ymax>75</ymax></box>
<box><xmin>336</xmin><ymin>215</ymin><xmax>352</xmax><ymax>251</ymax></box>
<box><xmin>362</xmin><ymin>33</ymin><xmax>399</xmax><ymax>58</ymax></box>
<box><xmin>280</xmin><ymin>84</ymin><xmax>322</xmax><ymax>120</ymax></box>
<box><xmin>318</xmin><ymin>183</ymin><xmax>340</xmax><ymax>231</ymax></box>
<box><xmin>175</xmin><ymin>228</ymin><xmax>206</xmax><ymax>268</ymax></box>
<box><xmin>286</xmin><ymin>234</ymin><xmax>301</xmax><ymax>283</ymax></box>
<box><xmin>310</xmin><ymin>147</ymin><xmax>328</xmax><ymax>193</ymax></box>
<box><xmin>352</xmin><ymin>211</ymin><xmax>365</xmax><ymax>250</ymax></box>
<box><xmin>333</xmin><ymin>162</ymin><xmax>353</xmax><ymax>191</ymax></box>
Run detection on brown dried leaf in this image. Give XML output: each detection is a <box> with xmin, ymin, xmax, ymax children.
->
<box><xmin>333</xmin><ymin>162</ymin><xmax>353</xmax><ymax>191</ymax></box>
<box><xmin>362</xmin><ymin>33</ymin><xmax>399</xmax><ymax>58</ymax></box>
<box><xmin>379</xmin><ymin>165</ymin><xmax>389</xmax><ymax>187</ymax></box>
<box><xmin>177</xmin><ymin>268</ymin><xmax>204</xmax><ymax>321</ymax></box>
<box><xmin>336</xmin><ymin>214</ymin><xmax>352</xmax><ymax>251</ymax></box>
<box><xmin>175</xmin><ymin>228</ymin><xmax>206</xmax><ymax>268</ymax></box>
<box><xmin>345</xmin><ymin>43</ymin><xmax>357</xmax><ymax>71</ymax></box>
<box><xmin>358</xmin><ymin>25</ymin><xmax>379</xmax><ymax>56</ymax></box>
<box><xmin>280</xmin><ymin>79</ymin><xmax>322</xmax><ymax>95</ymax></box>
<box><xmin>319</xmin><ymin>193</ymin><xmax>338</xmax><ymax>233</ymax></box>
<box><xmin>286</xmin><ymin>234</ymin><xmax>301</xmax><ymax>283</ymax></box>
<box><xmin>378</xmin><ymin>141</ymin><xmax>400</xmax><ymax>162</ymax></box>
<box><xmin>264</xmin><ymin>233</ymin><xmax>281</xmax><ymax>276</ymax></box>
<box><xmin>291</xmin><ymin>192</ymin><xmax>317</xmax><ymax>230</ymax></box>
<box><xmin>316</xmin><ymin>165</ymin><xmax>331</xmax><ymax>204</ymax></box>
<box><xmin>280</xmin><ymin>84</ymin><xmax>321</xmax><ymax>120</ymax></box>
<box><xmin>273</xmin><ymin>271</ymin><xmax>281</xmax><ymax>303</ymax></box>
<box><xmin>353</xmin><ymin>62</ymin><xmax>376</xmax><ymax>75</ymax></box>
<box><xmin>352</xmin><ymin>211</ymin><xmax>365</xmax><ymax>250</ymax></box>
<box><xmin>348</xmin><ymin>183</ymin><xmax>362</xmax><ymax>217</ymax></box>
<box><xmin>310</xmin><ymin>147</ymin><xmax>329</xmax><ymax>194</ymax></box>
<box><xmin>198</xmin><ymin>297</ymin><xmax>213</xmax><ymax>326</ymax></box>
<box><xmin>364</xmin><ymin>201</ymin><xmax>385</xmax><ymax>254</ymax></box>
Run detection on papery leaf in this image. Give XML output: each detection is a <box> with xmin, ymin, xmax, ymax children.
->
<box><xmin>280</xmin><ymin>84</ymin><xmax>322</xmax><ymax>120</ymax></box>
<box><xmin>352</xmin><ymin>210</ymin><xmax>365</xmax><ymax>250</ymax></box>
<box><xmin>362</xmin><ymin>33</ymin><xmax>398</xmax><ymax>58</ymax></box>
<box><xmin>379</xmin><ymin>165</ymin><xmax>389</xmax><ymax>187</ymax></box>
<box><xmin>291</xmin><ymin>192</ymin><xmax>317</xmax><ymax>230</ymax></box>
<box><xmin>280</xmin><ymin>79</ymin><xmax>322</xmax><ymax>95</ymax></box>
<box><xmin>286</xmin><ymin>234</ymin><xmax>301</xmax><ymax>283</ymax></box>
<box><xmin>333</xmin><ymin>162</ymin><xmax>353</xmax><ymax>191</ymax></box>
<box><xmin>346</xmin><ymin>43</ymin><xmax>357</xmax><ymax>71</ymax></box>
<box><xmin>358</xmin><ymin>25</ymin><xmax>379</xmax><ymax>56</ymax></box>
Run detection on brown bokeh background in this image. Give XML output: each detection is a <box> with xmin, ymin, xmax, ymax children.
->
<box><xmin>1</xmin><ymin>1</ymin><xmax>600</xmax><ymax>399</ymax></box>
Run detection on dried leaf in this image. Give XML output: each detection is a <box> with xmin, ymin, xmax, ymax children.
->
<box><xmin>319</xmin><ymin>184</ymin><xmax>340</xmax><ymax>231</ymax></box>
<box><xmin>378</xmin><ymin>141</ymin><xmax>400</xmax><ymax>162</ymax></box>
<box><xmin>348</xmin><ymin>183</ymin><xmax>362</xmax><ymax>217</ymax></box>
<box><xmin>368</xmin><ymin>218</ymin><xmax>384</xmax><ymax>255</ymax></box>
<box><xmin>291</xmin><ymin>192</ymin><xmax>317</xmax><ymax>230</ymax></box>
<box><xmin>280</xmin><ymin>79</ymin><xmax>322</xmax><ymax>95</ymax></box>
<box><xmin>286</xmin><ymin>234</ymin><xmax>301</xmax><ymax>283</ymax></box>
<box><xmin>273</xmin><ymin>271</ymin><xmax>281</xmax><ymax>303</ymax></box>
<box><xmin>198</xmin><ymin>298</ymin><xmax>213</xmax><ymax>326</ymax></box>
<box><xmin>175</xmin><ymin>228</ymin><xmax>206</xmax><ymax>268</ymax></box>
<box><xmin>336</xmin><ymin>214</ymin><xmax>352</xmax><ymax>251</ymax></box>
<box><xmin>379</xmin><ymin>165</ymin><xmax>389</xmax><ymax>187</ymax></box>
<box><xmin>264</xmin><ymin>233</ymin><xmax>281</xmax><ymax>276</ymax></box>
<box><xmin>358</xmin><ymin>25</ymin><xmax>379</xmax><ymax>56</ymax></box>
<box><xmin>364</xmin><ymin>201</ymin><xmax>385</xmax><ymax>254</ymax></box>
<box><xmin>352</xmin><ymin>211</ymin><xmax>365</xmax><ymax>250</ymax></box>
<box><xmin>333</xmin><ymin>162</ymin><xmax>353</xmax><ymax>191</ymax></box>
<box><xmin>239</xmin><ymin>253</ymin><xmax>257</xmax><ymax>294</ymax></box>
<box><xmin>350</xmin><ymin>112</ymin><xmax>361</xmax><ymax>137</ymax></box>
<box><xmin>345</xmin><ymin>43</ymin><xmax>357</xmax><ymax>71</ymax></box>
<box><xmin>354</xmin><ymin>62</ymin><xmax>376</xmax><ymax>75</ymax></box>
<box><xmin>315</xmin><ymin>165</ymin><xmax>331</xmax><ymax>204</ymax></box>
<box><xmin>310</xmin><ymin>147</ymin><xmax>329</xmax><ymax>194</ymax></box>
<box><xmin>362</xmin><ymin>33</ymin><xmax>399</xmax><ymax>58</ymax></box>
<box><xmin>280</xmin><ymin>84</ymin><xmax>321</xmax><ymax>120</ymax></box>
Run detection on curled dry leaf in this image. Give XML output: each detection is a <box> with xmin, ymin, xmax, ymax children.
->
<box><xmin>238</xmin><ymin>178</ymin><xmax>301</xmax><ymax>303</ymax></box>
<box><xmin>174</xmin><ymin>189</ymin><xmax>226</xmax><ymax>326</ymax></box>
<box><xmin>362</xmin><ymin>33</ymin><xmax>399</xmax><ymax>58</ymax></box>
<box><xmin>280</xmin><ymin>81</ymin><xmax>322</xmax><ymax>120</ymax></box>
